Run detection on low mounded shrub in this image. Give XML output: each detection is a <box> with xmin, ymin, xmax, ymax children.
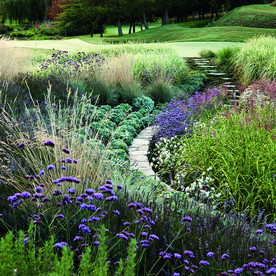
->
<box><xmin>199</xmin><ymin>49</ymin><xmax>216</xmax><ymax>58</ymax></box>
<box><xmin>133</xmin><ymin>96</ymin><xmax>155</xmax><ymax>112</ymax></box>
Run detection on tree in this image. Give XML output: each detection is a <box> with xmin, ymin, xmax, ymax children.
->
<box><xmin>56</xmin><ymin>0</ymin><xmax>109</xmax><ymax>36</ymax></box>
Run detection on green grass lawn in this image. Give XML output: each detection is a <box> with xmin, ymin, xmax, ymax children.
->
<box><xmin>102</xmin><ymin>25</ymin><xmax>276</xmax><ymax>43</ymax></box>
<box><xmin>215</xmin><ymin>4</ymin><xmax>276</xmax><ymax>28</ymax></box>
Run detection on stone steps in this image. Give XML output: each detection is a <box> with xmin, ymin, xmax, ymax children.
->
<box><xmin>190</xmin><ymin>57</ymin><xmax>241</xmax><ymax>106</ymax></box>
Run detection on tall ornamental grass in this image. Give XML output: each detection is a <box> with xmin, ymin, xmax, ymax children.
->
<box><xmin>234</xmin><ymin>35</ymin><xmax>276</xmax><ymax>85</ymax></box>
<box><xmin>0</xmin><ymin>37</ymin><xmax>29</xmax><ymax>80</ymax></box>
<box><xmin>175</xmin><ymin>104</ymin><xmax>276</xmax><ymax>221</ymax></box>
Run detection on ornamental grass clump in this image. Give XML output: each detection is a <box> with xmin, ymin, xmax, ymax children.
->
<box><xmin>0</xmin><ymin>37</ymin><xmax>29</xmax><ymax>80</ymax></box>
<box><xmin>234</xmin><ymin>36</ymin><xmax>276</xmax><ymax>85</ymax></box>
<box><xmin>175</xmin><ymin>103</ymin><xmax>276</xmax><ymax>222</ymax></box>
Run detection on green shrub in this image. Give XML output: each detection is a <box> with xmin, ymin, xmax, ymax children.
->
<box><xmin>133</xmin><ymin>96</ymin><xmax>154</xmax><ymax>112</ymax></box>
<box><xmin>114</xmin><ymin>130</ymin><xmax>133</xmax><ymax>146</ymax></box>
<box><xmin>109</xmin><ymin>108</ymin><xmax>128</xmax><ymax>125</ymax></box>
<box><xmin>117</xmin><ymin>82</ymin><xmax>143</xmax><ymax>105</ymax></box>
<box><xmin>271</xmin><ymin>0</ymin><xmax>276</xmax><ymax>6</ymax></box>
<box><xmin>215</xmin><ymin>46</ymin><xmax>240</xmax><ymax>74</ymax></box>
<box><xmin>199</xmin><ymin>49</ymin><xmax>216</xmax><ymax>58</ymax></box>
<box><xmin>179</xmin><ymin>71</ymin><xmax>207</xmax><ymax>94</ymax></box>
<box><xmin>118</xmin><ymin>125</ymin><xmax>138</xmax><ymax>136</ymax></box>
<box><xmin>90</xmin><ymin>80</ymin><xmax>119</xmax><ymax>105</ymax></box>
<box><xmin>109</xmin><ymin>139</ymin><xmax>129</xmax><ymax>153</ymax></box>
<box><xmin>0</xmin><ymin>25</ymin><xmax>12</xmax><ymax>34</ymax></box>
<box><xmin>234</xmin><ymin>35</ymin><xmax>276</xmax><ymax>85</ymax></box>
<box><xmin>146</xmin><ymin>81</ymin><xmax>174</xmax><ymax>103</ymax></box>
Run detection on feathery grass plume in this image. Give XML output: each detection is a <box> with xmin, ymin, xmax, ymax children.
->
<box><xmin>214</xmin><ymin>46</ymin><xmax>240</xmax><ymax>74</ymax></box>
<box><xmin>0</xmin><ymin>86</ymin><xmax>110</xmax><ymax>202</ymax></box>
<box><xmin>235</xmin><ymin>35</ymin><xmax>276</xmax><ymax>85</ymax></box>
<box><xmin>0</xmin><ymin>37</ymin><xmax>29</xmax><ymax>80</ymax></box>
<box><xmin>174</xmin><ymin>104</ymin><xmax>276</xmax><ymax>221</ymax></box>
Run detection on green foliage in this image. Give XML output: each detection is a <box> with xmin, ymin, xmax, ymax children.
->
<box><xmin>10</xmin><ymin>24</ymin><xmax>62</xmax><ymax>39</ymax></box>
<box><xmin>199</xmin><ymin>49</ymin><xmax>216</xmax><ymax>58</ymax></box>
<box><xmin>179</xmin><ymin>71</ymin><xmax>207</xmax><ymax>94</ymax></box>
<box><xmin>125</xmin><ymin>239</ymin><xmax>137</xmax><ymax>276</ymax></box>
<box><xmin>215</xmin><ymin>46</ymin><xmax>240</xmax><ymax>74</ymax></box>
<box><xmin>93</xmin><ymin>226</ymin><xmax>109</xmax><ymax>276</ymax></box>
<box><xmin>175</xmin><ymin>105</ymin><xmax>276</xmax><ymax>221</ymax></box>
<box><xmin>109</xmin><ymin>139</ymin><xmax>129</xmax><ymax>153</ymax></box>
<box><xmin>271</xmin><ymin>0</ymin><xmax>276</xmax><ymax>6</ymax></box>
<box><xmin>89</xmin><ymin>79</ymin><xmax>119</xmax><ymax>105</ymax></box>
<box><xmin>78</xmin><ymin>246</ymin><xmax>93</xmax><ymax>274</ymax></box>
<box><xmin>215</xmin><ymin>4</ymin><xmax>276</xmax><ymax>28</ymax></box>
<box><xmin>56</xmin><ymin>0</ymin><xmax>107</xmax><ymax>36</ymax></box>
<box><xmin>117</xmin><ymin>82</ymin><xmax>143</xmax><ymax>105</ymax></box>
<box><xmin>146</xmin><ymin>81</ymin><xmax>174</xmax><ymax>103</ymax></box>
<box><xmin>133</xmin><ymin>96</ymin><xmax>155</xmax><ymax>112</ymax></box>
<box><xmin>0</xmin><ymin>25</ymin><xmax>12</xmax><ymax>34</ymax></box>
<box><xmin>234</xmin><ymin>35</ymin><xmax>276</xmax><ymax>84</ymax></box>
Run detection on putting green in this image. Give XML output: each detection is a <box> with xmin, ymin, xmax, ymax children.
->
<box><xmin>10</xmin><ymin>38</ymin><xmax>243</xmax><ymax>57</ymax></box>
<box><xmin>168</xmin><ymin>42</ymin><xmax>243</xmax><ymax>57</ymax></box>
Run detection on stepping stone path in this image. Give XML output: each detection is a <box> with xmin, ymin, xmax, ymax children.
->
<box><xmin>129</xmin><ymin>126</ymin><xmax>174</xmax><ymax>192</ymax></box>
<box><xmin>128</xmin><ymin>57</ymin><xmax>242</xmax><ymax>187</ymax></box>
<box><xmin>189</xmin><ymin>57</ymin><xmax>241</xmax><ymax>105</ymax></box>
<box><xmin>129</xmin><ymin>126</ymin><xmax>157</xmax><ymax>179</ymax></box>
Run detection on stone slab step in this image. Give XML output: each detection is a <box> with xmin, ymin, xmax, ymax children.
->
<box><xmin>199</xmin><ymin>65</ymin><xmax>215</xmax><ymax>68</ymax></box>
<box><xmin>208</xmin><ymin>72</ymin><xmax>226</xmax><ymax>76</ymax></box>
<box><xmin>224</xmin><ymin>84</ymin><xmax>236</xmax><ymax>88</ymax></box>
<box><xmin>221</xmin><ymin>77</ymin><xmax>231</xmax><ymax>80</ymax></box>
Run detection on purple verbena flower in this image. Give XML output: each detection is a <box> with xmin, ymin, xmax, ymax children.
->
<box><xmin>62</xmin><ymin>148</ymin><xmax>70</xmax><ymax>154</ymax></box>
<box><xmin>199</xmin><ymin>260</ymin><xmax>210</xmax><ymax>266</ymax></box>
<box><xmin>47</xmin><ymin>165</ymin><xmax>55</xmax><ymax>170</ymax></box>
<box><xmin>44</xmin><ymin>140</ymin><xmax>55</xmax><ymax>147</ymax></box>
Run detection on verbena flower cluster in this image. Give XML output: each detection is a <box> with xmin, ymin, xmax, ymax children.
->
<box><xmin>143</xmin><ymin>63</ymin><xmax>174</xmax><ymax>84</ymax></box>
<box><xmin>37</xmin><ymin>50</ymin><xmax>106</xmax><ymax>80</ymax></box>
<box><xmin>2</xmin><ymin>139</ymin><xmax>276</xmax><ymax>274</ymax></box>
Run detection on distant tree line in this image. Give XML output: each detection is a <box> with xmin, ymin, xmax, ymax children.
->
<box><xmin>0</xmin><ymin>0</ymin><xmax>273</xmax><ymax>34</ymax></box>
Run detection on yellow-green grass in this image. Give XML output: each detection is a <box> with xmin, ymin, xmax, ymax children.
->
<box><xmin>103</xmin><ymin>25</ymin><xmax>276</xmax><ymax>43</ymax></box>
<box><xmin>215</xmin><ymin>4</ymin><xmax>276</xmax><ymax>28</ymax></box>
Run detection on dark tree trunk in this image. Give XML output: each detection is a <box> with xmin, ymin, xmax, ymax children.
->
<box><xmin>118</xmin><ymin>18</ymin><xmax>123</xmax><ymax>36</ymax></box>
<box><xmin>192</xmin><ymin>10</ymin><xmax>195</xmax><ymax>21</ymax></box>
<box><xmin>133</xmin><ymin>20</ymin><xmax>135</xmax><ymax>33</ymax></box>
<box><xmin>129</xmin><ymin>19</ymin><xmax>133</xmax><ymax>34</ymax></box>
<box><xmin>139</xmin><ymin>18</ymin><xmax>143</xmax><ymax>31</ymax></box>
<box><xmin>143</xmin><ymin>12</ymin><xmax>148</xmax><ymax>29</ymax></box>
<box><xmin>211</xmin><ymin>8</ymin><xmax>214</xmax><ymax>19</ymax></box>
<box><xmin>215</xmin><ymin>8</ymin><xmax>219</xmax><ymax>19</ymax></box>
<box><xmin>45</xmin><ymin>0</ymin><xmax>49</xmax><ymax>20</ymax></box>
<box><xmin>164</xmin><ymin>6</ymin><xmax>169</xmax><ymax>24</ymax></box>
<box><xmin>202</xmin><ymin>12</ymin><xmax>205</xmax><ymax>19</ymax></box>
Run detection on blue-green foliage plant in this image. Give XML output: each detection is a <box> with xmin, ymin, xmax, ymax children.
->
<box><xmin>133</xmin><ymin>96</ymin><xmax>155</xmax><ymax>112</ymax></box>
